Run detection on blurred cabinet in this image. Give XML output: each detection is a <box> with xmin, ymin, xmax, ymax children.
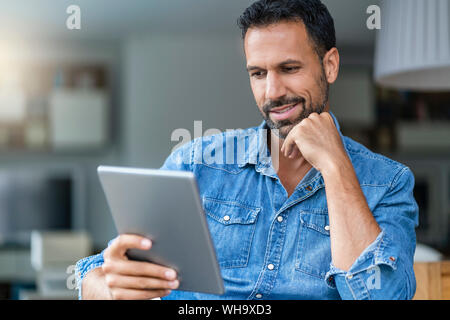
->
<box><xmin>49</xmin><ymin>89</ymin><xmax>108</xmax><ymax>149</ymax></box>
<box><xmin>374</xmin><ymin>88</ymin><xmax>450</xmax><ymax>154</ymax></box>
<box><xmin>0</xmin><ymin>64</ymin><xmax>110</xmax><ymax>151</ymax></box>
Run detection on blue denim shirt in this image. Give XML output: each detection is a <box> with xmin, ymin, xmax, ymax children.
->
<box><xmin>76</xmin><ymin>112</ymin><xmax>419</xmax><ymax>300</ymax></box>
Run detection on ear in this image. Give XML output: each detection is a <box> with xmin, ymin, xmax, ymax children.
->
<box><xmin>322</xmin><ymin>47</ymin><xmax>340</xmax><ymax>85</ymax></box>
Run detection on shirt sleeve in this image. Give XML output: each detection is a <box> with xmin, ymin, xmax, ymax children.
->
<box><xmin>159</xmin><ymin>140</ymin><xmax>194</xmax><ymax>172</ymax></box>
<box><xmin>75</xmin><ymin>238</ymin><xmax>115</xmax><ymax>300</ymax></box>
<box><xmin>324</xmin><ymin>167</ymin><xmax>419</xmax><ymax>300</ymax></box>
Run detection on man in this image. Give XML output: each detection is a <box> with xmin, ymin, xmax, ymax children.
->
<box><xmin>76</xmin><ymin>0</ymin><xmax>418</xmax><ymax>300</ymax></box>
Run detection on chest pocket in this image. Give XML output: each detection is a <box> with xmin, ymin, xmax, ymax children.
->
<box><xmin>202</xmin><ymin>197</ymin><xmax>261</xmax><ymax>269</ymax></box>
<box><xmin>295</xmin><ymin>209</ymin><xmax>332</xmax><ymax>280</ymax></box>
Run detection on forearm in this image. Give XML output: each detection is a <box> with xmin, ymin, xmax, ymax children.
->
<box><xmin>322</xmin><ymin>164</ymin><xmax>418</xmax><ymax>300</ymax></box>
<box><xmin>322</xmin><ymin>156</ymin><xmax>381</xmax><ymax>271</ymax></box>
<box><xmin>81</xmin><ymin>267</ymin><xmax>112</xmax><ymax>300</ymax></box>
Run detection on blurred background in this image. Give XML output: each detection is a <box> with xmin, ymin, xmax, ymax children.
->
<box><xmin>0</xmin><ymin>0</ymin><xmax>448</xmax><ymax>299</ymax></box>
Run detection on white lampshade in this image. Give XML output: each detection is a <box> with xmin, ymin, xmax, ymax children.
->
<box><xmin>374</xmin><ymin>0</ymin><xmax>450</xmax><ymax>91</ymax></box>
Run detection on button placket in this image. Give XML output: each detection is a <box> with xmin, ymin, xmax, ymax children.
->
<box><xmin>251</xmin><ymin>204</ymin><xmax>288</xmax><ymax>300</ymax></box>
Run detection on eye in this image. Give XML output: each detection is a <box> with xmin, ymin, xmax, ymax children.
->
<box><xmin>282</xmin><ymin>66</ymin><xmax>300</xmax><ymax>73</ymax></box>
<box><xmin>250</xmin><ymin>71</ymin><xmax>266</xmax><ymax>79</ymax></box>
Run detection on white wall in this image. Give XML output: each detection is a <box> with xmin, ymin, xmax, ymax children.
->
<box><xmin>122</xmin><ymin>33</ymin><xmax>260</xmax><ymax>168</ymax></box>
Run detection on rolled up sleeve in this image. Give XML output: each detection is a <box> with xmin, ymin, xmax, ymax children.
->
<box><xmin>325</xmin><ymin>167</ymin><xmax>419</xmax><ymax>300</ymax></box>
<box><xmin>75</xmin><ymin>251</ymin><xmax>105</xmax><ymax>300</ymax></box>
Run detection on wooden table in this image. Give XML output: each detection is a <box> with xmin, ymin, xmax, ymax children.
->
<box><xmin>413</xmin><ymin>261</ymin><xmax>450</xmax><ymax>300</ymax></box>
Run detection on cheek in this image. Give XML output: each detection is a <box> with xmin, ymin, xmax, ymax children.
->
<box><xmin>289</xmin><ymin>73</ymin><xmax>319</xmax><ymax>101</ymax></box>
<box><xmin>250</xmin><ymin>80</ymin><xmax>266</xmax><ymax>106</ymax></box>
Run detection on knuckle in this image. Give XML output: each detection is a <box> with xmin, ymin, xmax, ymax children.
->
<box><xmin>320</xmin><ymin>112</ymin><xmax>328</xmax><ymax>120</ymax></box>
<box><xmin>103</xmin><ymin>248</ymin><xmax>112</xmax><ymax>260</ymax></box>
<box><xmin>140</xmin><ymin>278</ymin><xmax>153</xmax><ymax>289</ymax></box>
<box><xmin>102</xmin><ymin>262</ymin><xmax>113</xmax><ymax>273</ymax></box>
<box><xmin>148</xmin><ymin>264</ymin><xmax>163</xmax><ymax>278</ymax></box>
<box><xmin>115</xmin><ymin>235</ymin><xmax>126</xmax><ymax>248</ymax></box>
<box><xmin>105</xmin><ymin>274</ymin><xmax>116</xmax><ymax>287</ymax></box>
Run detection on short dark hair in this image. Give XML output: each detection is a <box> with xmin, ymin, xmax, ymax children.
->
<box><xmin>237</xmin><ymin>0</ymin><xmax>336</xmax><ymax>60</ymax></box>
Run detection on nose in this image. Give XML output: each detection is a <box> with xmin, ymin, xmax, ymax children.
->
<box><xmin>265</xmin><ymin>71</ymin><xmax>287</xmax><ymax>102</ymax></box>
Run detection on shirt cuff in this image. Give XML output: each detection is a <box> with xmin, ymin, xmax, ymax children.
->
<box><xmin>324</xmin><ymin>230</ymin><xmax>398</xmax><ymax>289</ymax></box>
<box><xmin>75</xmin><ymin>253</ymin><xmax>105</xmax><ymax>300</ymax></box>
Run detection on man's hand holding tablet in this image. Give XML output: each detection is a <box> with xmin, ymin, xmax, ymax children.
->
<box><xmin>80</xmin><ymin>166</ymin><xmax>224</xmax><ymax>300</ymax></box>
<box><xmin>82</xmin><ymin>234</ymin><xmax>179</xmax><ymax>300</ymax></box>
<box><xmin>101</xmin><ymin>234</ymin><xmax>179</xmax><ymax>300</ymax></box>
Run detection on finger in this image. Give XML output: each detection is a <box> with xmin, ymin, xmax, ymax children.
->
<box><xmin>283</xmin><ymin>137</ymin><xmax>295</xmax><ymax>158</ymax></box>
<box><xmin>102</xmin><ymin>260</ymin><xmax>178</xmax><ymax>280</ymax></box>
<box><xmin>106</xmin><ymin>234</ymin><xmax>152</xmax><ymax>259</ymax></box>
<box><xmin>280</xmin><ymin>135</ymin><xmax>289</xmax><ymax>156</ymax></box>
<box><xmin>288</xmin><ymin>147</ymin><xmax>300</xmax><ymax>159</ymax></box>
<box><xmin>105</xmin><ymin>274</ymin><xmax>179</xmax><ymax>291</ymax></box>
<box><xmin>110</xmin><ymin>288</ymin><xmax>172</xmax><ymax>300</ymax></box>
<box><xmin>323</xmin><ymin>112</ymin><xmax>336</xmax><ymax>127</ymax></box>
<box><xmin>309</xmin><ymin>112</ymin><xmax>319</xmax><ymax>119</ymax></box>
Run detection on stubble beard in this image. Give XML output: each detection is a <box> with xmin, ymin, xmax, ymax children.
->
<box><xmin>260</xmin><ymin>67</ymin><xmax>329</xmax><ymax>140</ymax></box>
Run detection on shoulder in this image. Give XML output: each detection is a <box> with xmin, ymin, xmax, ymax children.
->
<box><xmin>343</xmin><ymin>136</ymin><xmax>412</xmax><ymax>188</ymax></box>
<box><xmin>189</xmin><ymin>125</ymin><xmax>259</xmax><ymax>158</ymax></box>
<box><xmin>167</xmin><ymin>125</ymin><xmax>260</xmax><ymax>168</ymax></box>
<box><xmin>193</xmin><ymin>126</ymin><xmax>260</xmax><ymax>147</ymax></box>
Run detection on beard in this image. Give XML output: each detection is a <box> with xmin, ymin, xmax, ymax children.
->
<box><xmin>260</xmin><ymin>67</ymin><xmax>329</xmax><ymax>140</ymax></box>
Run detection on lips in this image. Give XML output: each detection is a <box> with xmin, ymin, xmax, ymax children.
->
<box><xmin>269</xmin><ymin>103</ymin><xmax>297</xmax><ymax>113</ymax></box>
<box><xmin>269</xmin><ymin>103</ymin><xmax>300</xmax><ymax>121</ymax></box>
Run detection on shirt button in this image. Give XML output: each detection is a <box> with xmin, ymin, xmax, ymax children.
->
<box><xmin>277</xmin><ymin>216</ymin><xmax>283</xmax><ymax>222</ymax></box>
<box><xmin>306</xmin><ymin>185</ymin><xmax>313</xmax><ymax>191</ymax></box>
<box><xmin>389</xmin><ymin>256</ymin><xmax>396</xmax><ymax>262</ymax></box>
<box><xmin>223</xmin><ymin>215</ymin><xmax>230</xmax><ymax>221</ymax></box>
<box><xmin>347</xmin><ymin>274</ymin><xmax>353</xmax><ymax>279</ymax></box>
<box><xmin>255</xmin><ymin>293</ymin><xmax>263</xmax><ymax>299</ymax></box>
<box><xmin>324</xmin><ymin>225</ymin><xmax>330</xmax><ymax>231</ymax></box>
<box><xmin>267</xmin><ymin>264</ymin><xmax>275</xmax><ymax>270</ymax></box>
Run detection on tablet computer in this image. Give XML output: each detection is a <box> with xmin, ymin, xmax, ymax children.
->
<box><xmin>97</xmin><ymin>165</ymin><xmax>224</xmax><ymax>295</ymax></box>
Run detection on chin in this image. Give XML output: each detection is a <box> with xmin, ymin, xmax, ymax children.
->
<box><xmin>274</xmin><ymin>124</ymin><xmax>293</xmax><ymax>140</ymax></box>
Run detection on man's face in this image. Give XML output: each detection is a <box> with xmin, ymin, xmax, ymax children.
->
<box><xmin>244</xmin><ymin>21</ymin><xmax>329</xmax><ymax>139</ymax></box>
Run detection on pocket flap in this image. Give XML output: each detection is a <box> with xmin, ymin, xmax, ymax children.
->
<box><xmin>203</xmin><ymin>198</ymin><xmax>260</xmax><ymax>225</ymax></box>
<box><xmin>300</xmin><ymin>210</ymin><xmax>330</xmax><ymax>235</ymax></box>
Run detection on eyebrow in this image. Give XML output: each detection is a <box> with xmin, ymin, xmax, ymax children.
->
<box><xmin>246</xmin><ymin>59</ymin><xmax>303</xmax><ymax>72</ymax></box>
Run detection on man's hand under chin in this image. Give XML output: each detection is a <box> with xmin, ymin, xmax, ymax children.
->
<box><xmin>280</xmin><ymin>111</ymin><xmax>349</xmax><ymax>175</ymax></box>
